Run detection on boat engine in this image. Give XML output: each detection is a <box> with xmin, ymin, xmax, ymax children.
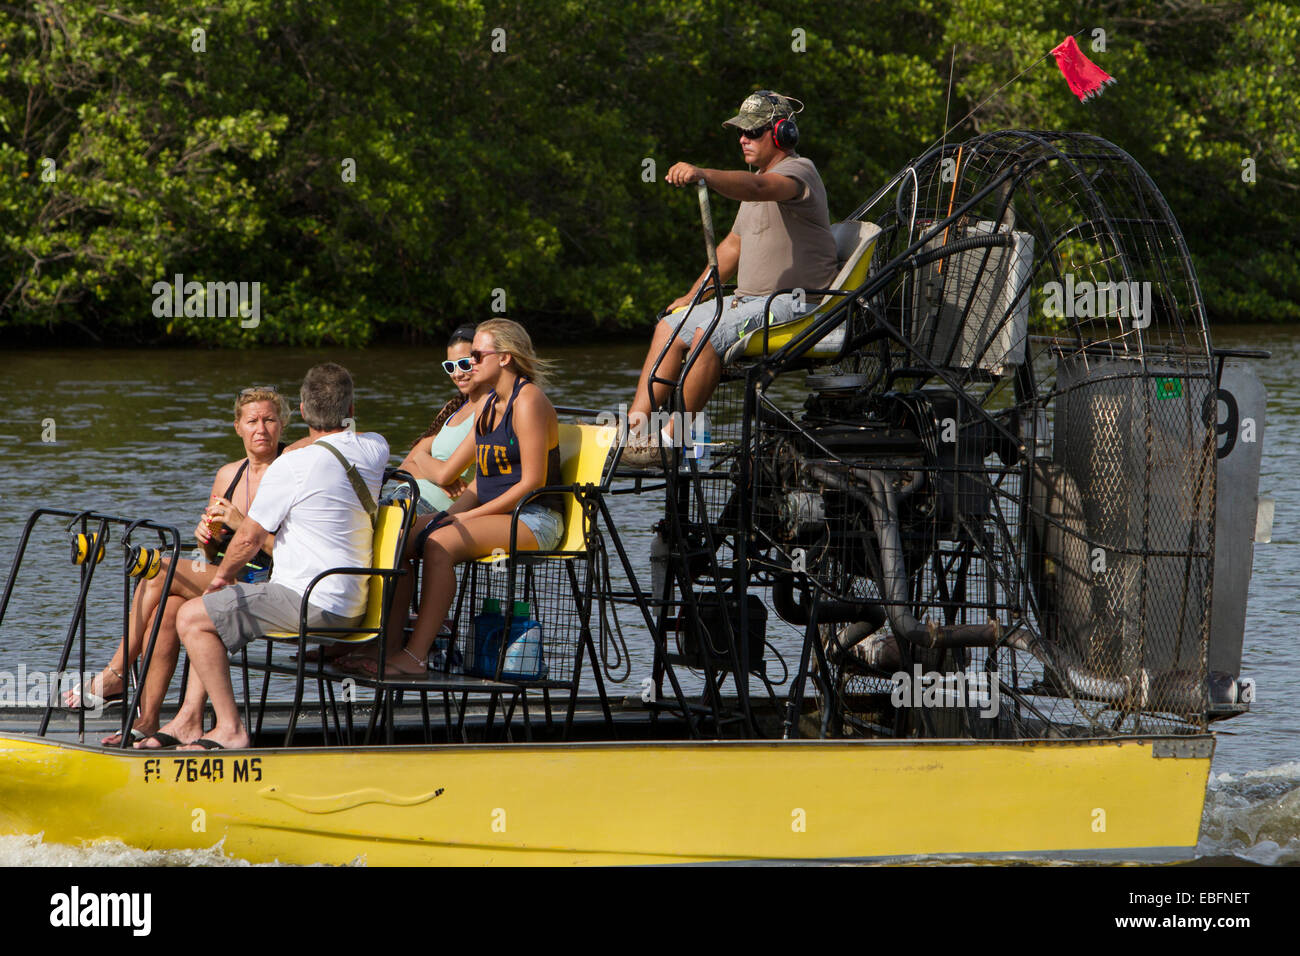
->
<box><xmin>729</xmin><ymin>130</ymin><xmax>1269</xmax><ymax>737</ymax></box>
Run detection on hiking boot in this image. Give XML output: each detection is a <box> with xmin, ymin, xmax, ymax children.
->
<box><xmin>618</xmin><ymin>437</ymin><xmax>665</xmax><ymax>472</ymax></box>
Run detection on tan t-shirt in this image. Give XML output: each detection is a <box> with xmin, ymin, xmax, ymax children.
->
<box><xmin>732</xmin><ymin>155</ymin><xmax>838</xmax><ymax>297</ymax></box>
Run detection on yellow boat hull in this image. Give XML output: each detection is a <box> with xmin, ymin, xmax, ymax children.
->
<box><xmin>0</xmin><ymin>733</ymin><xmax>1211</xmax><ymax>864</ymax></box>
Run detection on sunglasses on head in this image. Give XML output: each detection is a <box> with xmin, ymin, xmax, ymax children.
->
<box><xmin>238</xmin><ymin>385</ymin><xmax>278</xmax><ymax>399</ymax></box>
<box><xmin>738</xmin><ymin>125</ymin><xmax>771</xmax><ymax>140</ymax></box>
<box><xmin>442</xmin><ymin>357</ymin><xmax>474</xmax><ymax>375</ymax></box>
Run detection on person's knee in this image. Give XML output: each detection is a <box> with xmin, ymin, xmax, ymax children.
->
<box><xmin>423</xmin><ymin>535</ymin><xmax>458</xmax><ymax>568</ymax></box>
<box><xmin>143</xmin><ymin>571</ymin><xmax>166</xmax><ymax>602</ymax></box>
<box><xmin>175</xmin><ymin>597</ymin><xmax>209</xmax><ymax>641</ymax></box>
<box><xmin>654</xmin><ymin>318</ymin><xmax>689</xmax><ymax>353</ymax></box>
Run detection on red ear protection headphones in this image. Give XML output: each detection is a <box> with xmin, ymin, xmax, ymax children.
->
<box><xmin>756</xmin><ymin>90</ymin><xmax>802</xmax><ymax>150</ymax></box>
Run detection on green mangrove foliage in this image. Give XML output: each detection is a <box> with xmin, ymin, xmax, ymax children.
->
<box><xmin>1</xmin><ymin>0</ymin><xmax>1296</xmax><ymax>346</ymax></box>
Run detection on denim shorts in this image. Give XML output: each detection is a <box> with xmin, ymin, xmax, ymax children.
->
<box><xmin>517</xmin><ymin>503</ymin><xmax>564</xmax><ymax>551</ymax></box>
<box><xmin>665</xmin><ymin>293</ymin><xmax>802</xmax><ymax>355</ymax></box>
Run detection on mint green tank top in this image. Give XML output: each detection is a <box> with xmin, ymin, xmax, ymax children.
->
<box><xmin>415</xmin><ymin>406</ymin><xmax>476</xmax><ymax>512</ymax></box>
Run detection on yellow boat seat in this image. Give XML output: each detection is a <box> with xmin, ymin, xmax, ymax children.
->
<box><xmin>467</xmin><ymin>422</ymin><xmax>614</xmax><ymax>694</ymax></box>
<box><xmin>724</xmin><ymin>220</ymin><xmax>881</xmax><ymax>364</ymax></box>
<box><xmin>476</xmin><ymin>421</ymin><xmax>614</xmax><ymax>563</ymax></box>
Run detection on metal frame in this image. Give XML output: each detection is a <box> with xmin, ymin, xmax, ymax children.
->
<box><xmin>0</xmin><ymin>508</ymin><xmax>181</xmax><ymax>746</ymax></box>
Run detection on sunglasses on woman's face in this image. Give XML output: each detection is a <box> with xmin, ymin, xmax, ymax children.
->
<box><xmin>470</xmin><ymin>349</ymin><xmax>500</xmax><ymax>364</ymax></box>
<box><xmin>442</xmin><ymin>358</ymin><xmax>474</xmax><ymax>375</ymax></box>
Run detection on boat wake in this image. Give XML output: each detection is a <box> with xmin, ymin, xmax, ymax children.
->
<box><xmin>0</xmin><ymin>833</ymin><xmax>361</xmax><ymax>867</ymax></box>
<box><xmin>1197</xmin><ymin>762</ymin><xmax>1300</xmax><ymax>865</ymax></box>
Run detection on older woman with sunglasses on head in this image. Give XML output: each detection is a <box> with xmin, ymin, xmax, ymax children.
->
<box><xmin>393</xmin><ymin>326</ymin><xmax>488</xmax><ymax>514</ymax></box>
<box><xmin>354</xmin><ymin>318</ymin><xmax>563</xmax><ymax>677</ymax></box>
<box><xmin>65</xmin><ymin>386</ymin><xmax>290</xmax><ymax>746</ymax></box>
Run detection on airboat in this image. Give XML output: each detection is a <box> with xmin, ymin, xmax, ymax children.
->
<box><xmin>0</xmin><ymin>130</ymin><xmax>1271</xmax><ymax>865</ymax></box>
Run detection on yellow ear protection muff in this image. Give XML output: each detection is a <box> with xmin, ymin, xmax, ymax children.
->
<box><xmin>756</xmin><ymin>90</ymin><xmax>804</xmax><ymax>151</ymax></box>
<box><xmin>71</xmin><ymin>533</ymin><xmax>106</xmax><ymax>566</ymax></box>
<box><xmin>127</xmin><ymin>545</ymin><xmax>163</xmax><ymax>580</ymax></box>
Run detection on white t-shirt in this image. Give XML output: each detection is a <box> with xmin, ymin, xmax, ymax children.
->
<box><xmin>248</xmin><ymin>430</ymin><xmax>390</xmax><ymax>617</ymax></box>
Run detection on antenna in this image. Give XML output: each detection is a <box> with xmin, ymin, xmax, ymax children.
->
<box><xmin>940</xmin><ymin>44</ymin><xmax>956</xmax><ymax>157</ymax></box>
<box><xmin>921</xmin><ymin>27</ymin><xmax>1088</xmax><ymax>159</ymax></box>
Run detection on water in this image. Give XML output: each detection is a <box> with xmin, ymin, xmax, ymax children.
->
<box><xmin>0</xmin><ymin>834</ymin><xmax>265</xmax><ymax>867</ymax></box>
<box><xmin>0</xmin><ymin>329</ymin><xmax>1295</xmax><ymax>864</ymax></box>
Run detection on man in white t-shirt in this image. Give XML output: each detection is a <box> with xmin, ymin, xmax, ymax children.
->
<box><xmin>140</xmin><ymin>363</ymin><xmax>390</xmax><ymax>751</ymax></box>
<box><xmin>623</xmin><ymin>90</ymin><xmax>838</xmax><ymax>467</ymax></box>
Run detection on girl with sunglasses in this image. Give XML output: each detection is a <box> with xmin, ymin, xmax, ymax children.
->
<box><xmin>394</xmin><ymin>325</ymin><xmax>489</xmax><ymax>514</ymax></box>
<box><xmin>355</xmin><ymin>318</ymin><xmax>563</xmax><ymax>677</ymax></box>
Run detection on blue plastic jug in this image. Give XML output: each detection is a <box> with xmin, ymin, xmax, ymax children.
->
<box><xmin>470</xmin><ymin>599</ymin><xmax>546</xmax><ymax>680</ymax></box>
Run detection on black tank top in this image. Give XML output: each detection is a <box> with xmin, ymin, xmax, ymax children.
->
<box><xmin>213</xmin><ymin>442</ymin><xmax>286</xmax><ymax>568</ymax></box>
<box><xmin>475</xmin><ymin>378</ymin><xmax>562</xmax><ymax>514</ymax></box>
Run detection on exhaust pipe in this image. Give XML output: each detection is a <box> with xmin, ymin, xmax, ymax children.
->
<box><xmin>859</xmin><ymin>468</ymin><xmax>1000</xmax><ymax>649</ymax></box>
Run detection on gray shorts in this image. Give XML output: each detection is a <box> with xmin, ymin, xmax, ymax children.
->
<box><xmin>517</xmin><ymin>503</ymin><xmax>564</xmax><ymax>551</ymax></box>
<box><xmin>202</xmin><ymin>582</ymin><xmax>365</xmax><ymax>652</ymax></box>
<box><xmin>665</xmin><ymin>293</ymin><xmax>803</xmax><ymax>355</ymax></box>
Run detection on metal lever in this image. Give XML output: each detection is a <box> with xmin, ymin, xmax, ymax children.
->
<box><xmin>697</xmin><ymin>179</ymin><xmax>717</xmax><ymax>270</ymax></box>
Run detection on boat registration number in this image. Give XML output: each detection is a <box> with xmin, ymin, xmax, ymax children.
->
<box><xmin>141</xmin><ymin>757</ymin><xmax>263</xmax><ymax>784</ymax></box>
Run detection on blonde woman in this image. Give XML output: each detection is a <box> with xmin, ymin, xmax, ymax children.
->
<box><xmin>354</xmin><ymin>319</ymin><xmax>562</xmax><ymax>677</ymax></box>
<box><xmin>67</xmin><ymin>387</ymin><xmax>290</xmax><ymax>746</ymax></box>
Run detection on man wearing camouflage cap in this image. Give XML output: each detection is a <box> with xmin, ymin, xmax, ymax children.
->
<box><xmin>624</xmin><ymin>90</ymin><xmax>838</xmax><ymax>464</ymax></box>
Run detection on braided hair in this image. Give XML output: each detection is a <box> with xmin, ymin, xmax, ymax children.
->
<box><xmin>416</xmin><ymin>395</ymin><xmax>467</xmax><ymax>443</ymax></box>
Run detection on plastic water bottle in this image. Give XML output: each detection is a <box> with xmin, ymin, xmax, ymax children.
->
<box><xmin>471</xmin><ymin>598</ymin><xmax>504</xmax><ymax>676</ymax></box>
<box><xmin>473</xmin><ymin>599</ymin><xmax>545</xmax><ymax>680</ymax></box>
<box><xmin>501</xmin><ymin>604</ymin><xmax>546</xmax><ymax>680</ymax></box>
<box><xmin>693</xmin><ymin>411</ymin><xmax>713</xmax><ymax>471</ymax></box>
<box><xmin>680</xmin><ymin>411</ymin><xmax>712</xmax><ymax>472</ymax></box>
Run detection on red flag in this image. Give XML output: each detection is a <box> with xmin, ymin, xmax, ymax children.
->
<box><xmin>1051</xmin><ymin>35</ymin><xmax>1116</xmax><ymax>102</ymax></box>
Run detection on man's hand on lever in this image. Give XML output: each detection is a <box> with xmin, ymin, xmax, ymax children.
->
<box><xmin>665</xmin><ymin>162</ymin><xmax>705</xmax><ymax>187</ymax></box>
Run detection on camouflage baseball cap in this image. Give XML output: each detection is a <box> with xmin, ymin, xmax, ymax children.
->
<box><xmin>722</xmin><ymin>91</ymin><xmax>794</xmax><ymax>130</ymax></box>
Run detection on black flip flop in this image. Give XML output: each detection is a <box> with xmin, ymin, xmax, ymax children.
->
<box><xmin>190</xmin><ymin>738</ymin><xmax>225</xmax><ymax>750</ymax></box>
